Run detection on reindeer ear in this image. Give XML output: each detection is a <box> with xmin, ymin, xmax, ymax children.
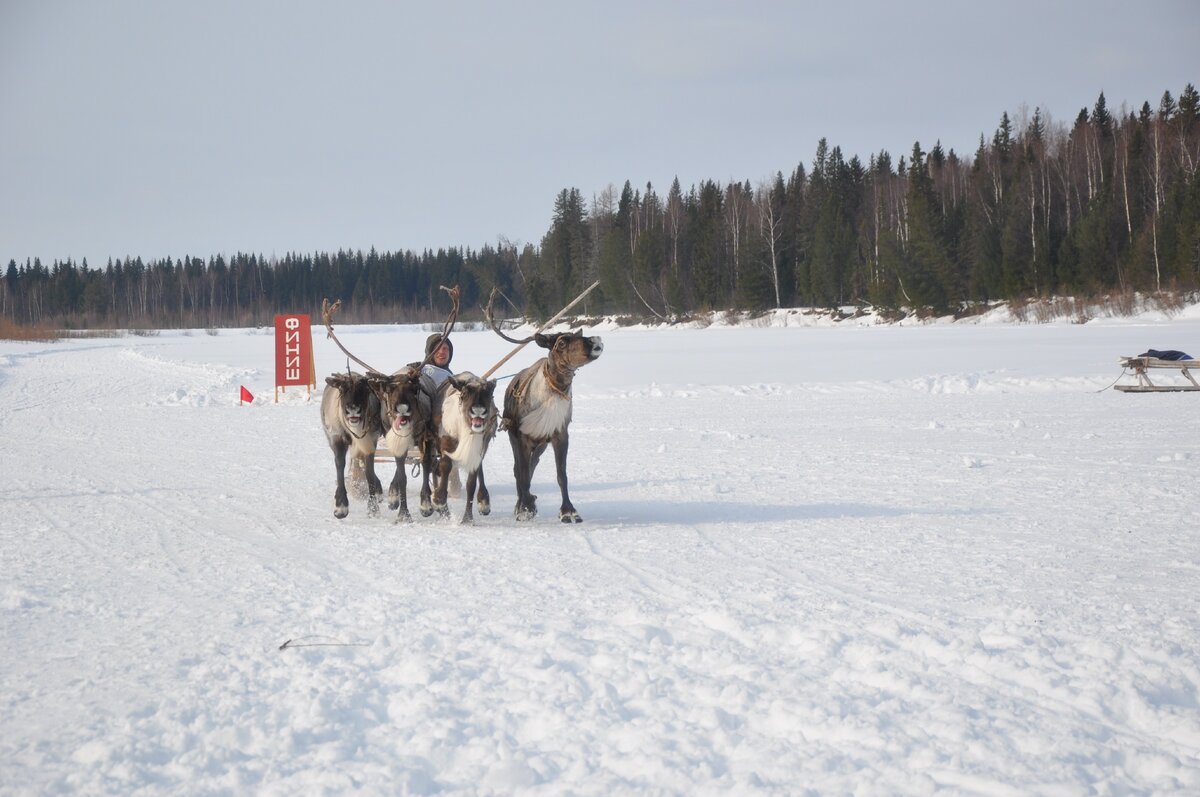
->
<box><xmin>326</xmin><ymin>375</ymin><xmax>344</xmax><ymax>388</ymax></box>
<box><xmin>535</xmin><ymin>333</ymin><xmax>554</xmax><ymax>349</ymax></box>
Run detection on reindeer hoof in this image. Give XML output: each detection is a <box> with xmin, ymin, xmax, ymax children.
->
<box><xmin>395</xmin><ymin>509</ymin><xmax>413</xmax><ymax>524</ymax></box>
<box><xmin>478</xmin><ymin>500</ymin><xmax>491</xmax><ymax>516</ymax></box>
<box><xmin>514</xmin><ymin>506</ymin><xmax>536</xmax><ymax>522</ymax></box>
<box><xmin>560</xmin><ymin>511</ymin><xmax>582</xmax><ymax>523</ymax></box>
<box><xmin>388</xmin><ymin>491</ymin><xmax>400</xmax><ymax>511</ymax></box>
<box><xmin>334</xmin><ymin>504</ymin><xmax>349</xmax><ymax>519</ymax></box>
<box><xmin>419</xmin><ymin>505</ymin><xmax>434</xmax><ymax>518</ymax></box>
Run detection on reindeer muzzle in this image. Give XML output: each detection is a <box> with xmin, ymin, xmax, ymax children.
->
<box><xmin>390</xmin><ymin>403</ymin><xmax>412</xmax><ymax>432</ymax></box>
<box><xmin>469</xmin><ymin>406</ymin><xmax>488</xmax><ymax>432</ymax></box>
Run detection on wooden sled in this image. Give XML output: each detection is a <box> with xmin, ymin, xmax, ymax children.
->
<box><xmin>372</xmin><ymin>445</ymin><xmax>424</xmax><ymax>466</ymax></box>
<box><xmin>352</xmin><ymin>450</ymin><xmax>462</xmax><ymax>496</ymax></box>
<box><xmin>1115</xmin><ymin>356</ymin><xmax>1200</xmax><ymax>392</ymax></box>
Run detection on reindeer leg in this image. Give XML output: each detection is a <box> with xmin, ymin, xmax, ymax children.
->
<box><xmin>461</xmin><ymin>469</ymin><xmax>478</xmax><ymax>525</ymax></box>
<box><xmin>552</xmin><ymin>432</ymin><xmax>580</xmax><ymax>523</ymax></box>
<box><xmin>509</xmin><ymin>431</ymin><xmax>537</xmax><ymax>521</ymax></box>
<box><xmin>476</xmin><ymin>465</ymin><xmax>491</xmax><ymax>516</ymax></box>
<box><xmin>388</xmin><ymin>457</ymin><xmax>403</xmax><ymax>512</ymax></box>
<box><xmin>432</xmin><ymin>453</ymin><xmax>452</xmax><ymax>518</ymax></box>
<box><xmin>332</xmin><ymin>441</ymin><xmax>350</xmax><ymax>519</ymax></box>
<box><xmin>364</xmin><ymin>452</ymin><xmax>382</xmax><ymax>517</ymax></box>
<box><xmin>527</xmin><ymin>443</ymin><xmax>547</xmax><ymax>514</ymax></box>
<box><xmin>418</xmin><ymin>448</ymin><xmax>434</xmax><ymax>517</ymax></box>
<box><xmin>390</xmin><ymin>457</ymin><xmax>412</xmax><ymax>522</ymax></box>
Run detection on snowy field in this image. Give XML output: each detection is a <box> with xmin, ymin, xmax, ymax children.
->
<box><xmin>2</xmin><ymin>308</ymin><xmax>1200</xmax><ymax>795</ymax></box>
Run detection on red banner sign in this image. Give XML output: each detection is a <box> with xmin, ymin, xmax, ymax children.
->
<box><xmin>274</xmin><ymin>314</ymin><xmax>314</xmax><ymax>388</ymax></box>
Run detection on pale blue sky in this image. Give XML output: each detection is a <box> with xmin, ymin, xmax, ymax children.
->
<box><xmin>2</xmin><ymin>0</ymin><xmax>1197</xmax><ymax>265</ymax></box>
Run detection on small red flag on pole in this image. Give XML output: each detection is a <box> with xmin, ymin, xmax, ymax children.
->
<box><xmin>239</xmin><ymin>385</ymin><xmax>254</xmax><ymax>405</ymax></box>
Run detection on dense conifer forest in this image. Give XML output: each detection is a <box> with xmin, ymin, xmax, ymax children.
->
<box><xmin>4</xmin><ymin>86</ymin><xmax>1199</xmax><ymax>329</ymax></box>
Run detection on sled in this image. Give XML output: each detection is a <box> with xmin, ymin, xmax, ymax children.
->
<box><xmin>1115</xmin><ymin>355</ymin><xmax>1200</xmax><ymax>392</ymax></box>
<box><xmin>362</xmin><ymin>448</ymin><xmax>460</xmax><ymax>492</ymax></box>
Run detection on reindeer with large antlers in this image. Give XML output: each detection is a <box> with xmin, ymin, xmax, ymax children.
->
<box><xmin>430</xmin><ymin>371</ymin><xmax>499</xmax><ymax>524</ymax></box>
<box><xmin>485</xmin><ymin>290</ymin><xmax>604</xmax><ymax>522</ymax></box>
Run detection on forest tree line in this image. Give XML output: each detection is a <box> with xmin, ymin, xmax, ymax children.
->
<box><xmin>4</xmin><ymin>85</ymin><xmax>1200</xmax><ymax>329</ymax></box>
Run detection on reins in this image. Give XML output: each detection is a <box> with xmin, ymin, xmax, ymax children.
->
<box><xmin>321</xmin><ymin>285</ymin><xmax>461</xmax><ymax>379</ymax></box>
<box><xmin>481</xmin><ymin>280</ymin><xmax>600</xmax><ymax>380</ymax></box>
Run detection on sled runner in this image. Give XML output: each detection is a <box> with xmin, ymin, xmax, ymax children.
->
<box><xmin>1115</xmin><ymin>355</ymin><xmax>1200</xmax><ymax>392</ymax></box>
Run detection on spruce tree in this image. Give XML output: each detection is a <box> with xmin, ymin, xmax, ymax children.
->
<box><xmin>902</xmin><ymin>143</ymin><xmax>956</xmax><ymax>311</ymax></box>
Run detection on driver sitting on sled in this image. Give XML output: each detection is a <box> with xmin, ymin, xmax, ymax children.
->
<box><xmin>409</xmin><ymin>332</ymin><xmax>462</xmax><ymax>495</ymax></box>
<box><xmin>415</xmin><ymin>333</ymin><xmax>454</xmax><ymax>388</ymax></box>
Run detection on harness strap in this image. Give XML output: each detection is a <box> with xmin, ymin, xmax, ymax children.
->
<box><xmin>544</xmin><ymin>362</ymin><xmax>572</xmax><ymax>400</ymax></box>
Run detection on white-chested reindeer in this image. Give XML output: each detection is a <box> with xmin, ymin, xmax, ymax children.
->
<box><xmin>430</xmin><ymin>373</ymin><xmax>499</xmax><ymax>524</ymax></box>
<box><xmin>487</xmin><ymin>296</ymin><xmax>604</xmax><ymax>522</ymax></box>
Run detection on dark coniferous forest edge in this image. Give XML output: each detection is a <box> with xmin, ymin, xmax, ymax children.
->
<box><xmin>4</xmin><ymin>86</ymin><xmax>1200</xmax><ymax>331</ymax></box>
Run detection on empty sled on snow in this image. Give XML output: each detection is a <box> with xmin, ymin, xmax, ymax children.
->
<box><xmin>1115</xmin><ymin>355</ymin><xmax>1200</xmax><ymax>392</ymax></box>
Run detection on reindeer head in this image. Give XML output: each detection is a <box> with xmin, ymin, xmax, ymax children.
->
<box><xmin>535</xmin><ymin>329</ymin><xmax>604</xmax><ymax>371</ymax></box>
<box><xmin>447</xmin><ymin>373</ymin><xmax>498</xmax><ymax>435</ymax></box>
<box><xmin>368</xmin><ymin>368</ymin><xmax>424</xmax><ymax>435</ymax></box>
<box><xmin>325</xmin><ymin>373</ymin><xmax>377</xmax><ymax>434</ymax></box>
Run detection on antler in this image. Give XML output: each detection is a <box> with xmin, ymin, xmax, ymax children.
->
<box><xmin>412</xmin><ymin>285</ymin><xmax>462</xmax><ymax>372</ymax></box>
<box><xmin>321</xmin><ymin>286</ymin><xmax>461</xmax><ymax>379</ymax></box>
<box><xmin>321</xmin><ymin>298</ymin><xmax>384</xmax><ymax>375</ymax></box>
<box><xmin>484</xmin><ymin>287</ymin><xmax>535</xmax><ymax>345</ymax></box>
<box><xmin>481</xmin><ymin>279</ymin><xmax>600</xmax><ymax>379</ymax></box>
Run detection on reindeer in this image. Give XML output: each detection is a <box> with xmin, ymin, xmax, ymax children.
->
<box><xmin>500</xmin><ymin>329</ymin><xmax>603</xmax><ymax>522</ymax></box>
<box><xmin>321</xmin><ymin>371</ymin><xmax>384</xmax><ymax>519</ymax></box>
<box><xmin>430</xmin><ymin>373</ymin><xmax>498</xmax><ymax>524</ymax></box>
<box><xmin>319</xmin><ymin>287</ymin><xmax>459</xmax><ymax>522</ymax></box>
<box><xmin>367</xmin><ymin>367</ymin><xmax>436</xmax><ymax>521</ymax></box>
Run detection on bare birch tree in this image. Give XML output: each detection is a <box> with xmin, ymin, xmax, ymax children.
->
<box><xmin>755</xmin><ymin>177</ymin><xmax>785</xmax><ymax>308</ymax></box>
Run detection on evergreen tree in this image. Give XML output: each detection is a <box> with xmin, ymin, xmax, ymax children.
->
<box><xmin>690</xmin><ymin>181</ymin><xmax>726</xmax><ymax>308</ymax></box>
<box><xmin>1092</xmin><ymin>92</ymin><xmax>1112</xmax><ymax>136</ymax></box>
<box><xmin>901</xmin><ymin>142</ymin><xmax>957</xmax><ymax>311</ymax></box>
<box><xmin>1159</xmin><ymin>90</ymin><xmax>1177</xmax><ymax>122</ymax></box>
<box><xmin>538</xmin><ymin>188</ymin><xmax>590</xmax><ymax>316</ymax></box>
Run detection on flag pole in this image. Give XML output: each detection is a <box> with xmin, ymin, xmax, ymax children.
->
<box><xmin>482</xmin><ymin>280</ymin><xmax>600</xmax><ymax>379</ymax></box>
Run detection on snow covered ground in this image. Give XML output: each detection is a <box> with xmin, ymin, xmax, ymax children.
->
<box><xmin>2</xmin><ymin>308</ymin><xmax>1200</xmax><ymax>795</ymax></box>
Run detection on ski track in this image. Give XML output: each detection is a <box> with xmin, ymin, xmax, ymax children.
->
<box><xmin>2</xmin><ymin>324</ymin><xmax>1200</xmax><ymax>795</ymax></box>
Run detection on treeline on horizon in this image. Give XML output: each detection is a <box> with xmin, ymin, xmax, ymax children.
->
<box><xmin>4</xmin><ymin>84</ymin><xmax>1200</xmax><ymax>330</ymax></box>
